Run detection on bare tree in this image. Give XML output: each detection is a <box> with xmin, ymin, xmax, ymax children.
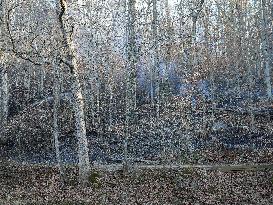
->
<box><xmin>54</xmin><ymin>0</ymin><xmax>90</xmax><ymax>185</ymax></box>
<box><xmin>0</xmin><ymin>0</ymin><xmax>9</xmax><ymax>142</ymax></box>
<box><xmin>152</xmin><ymin>0</ymin><xmax>160</xmax><ymax>118</ymax></box>
<box><xmin>52</xmin><ymin>55</ymin><xmax>63</xmax><ymax>182</ymax></box>
<box><xmin>261</xmin><ymin>0</ymin><xmax>272</xmax><ymax>100</ymax></box>
<box><xmin>124</xmin><ymin>0</ymin><xmax>137</xmax><ymax>170</ymax></box>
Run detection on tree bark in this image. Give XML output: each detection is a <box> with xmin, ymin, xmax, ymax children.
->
<box><xmin>261</xmin><ymin>0</ymin><xmax>272</xmax><ymax>100</ymax></box>
<box><xmin>0</xmin><ymin>56</ymin><xmax>9</xmax><ymax>139</ymax></box>
<box><xmin>124</xmin><ymin>0</ymin><xmax>137</xmax><ymax>170</ymax></box>
<box><xmin>0</xmin><ymin>0</ymin><xmax>9</xmax><ymax>141</ymax></box>
<box><xmin>52</xmin><ymin>58</ymin><xmax>63</xmax><ymax>182</ymax></box>
<box><xmin>38</xmin><ymin>66</ymin><xmax>45</xmax><ymax>98</ymax></box>
<box><xmin>151</xmin><ymin>0</ymin><xmax>160</xmax><ymax>118</ymax></box>
<box><xmin>55</xmin><ymin>0</ymin><xmax>90</xmax><ymax>185</ymax></box>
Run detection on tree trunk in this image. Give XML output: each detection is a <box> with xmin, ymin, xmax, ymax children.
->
<box><xmin>0</xmin><ymin>0</ymin><xmax>9</xmax><ymax>137</ymax></box>
<box><xmin>71</xmin><ymin>60</ymin><xmax>90</xmax><ymax>184</ymax></box>
<box><xmin>87</xmin><ymin>67</ymin><xmax>95</xmax><ymax>127</ymax></box>
<box><xmin>189</xmin><ymin>1</ymin><xmax>205</xmax><ymax>139</ymax></box>
<box><xmin>52</xmin><ymin>58</ymin><xmax>63</xmax><ymax>182</ymax></box>
<box><xmin>24</xmin><ymin>66</ymin><xmax>31</xmax><ymax>101</ymax></box>
<box><xmin>124</xmin><ymin>0</ymin><xmax>137</xmax><ymax>170</ymax></box>
<box><xmin>38</xmin><ymin>66</ymin><xmax>45</xmax><ymax>98</ymax></box>
<box><xmin>0</xmin><ymin>56</ymin><xmax>9</xmax><ymax>140</ymax></box>
<box><xmin>55</xmin><ymin>0</ymin><xmax>90</xmax><ymax>185</ymax></box>
<box><xmin>261</xmin><ymin>0</ymin><xmax>272</xmax><ymax>99</ymax></box>
<box><xmin>152</xmin><ymin>0</ymin><xmax>160</xmax><ymax>118</ymax></box>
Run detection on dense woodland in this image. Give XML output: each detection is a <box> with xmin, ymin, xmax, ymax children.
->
<box><xmin>0</xmin><ymin>0</ymin><xmax>273</xmax><ymax>195</ymax></box>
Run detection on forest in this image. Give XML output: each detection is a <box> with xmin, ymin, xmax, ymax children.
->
<box><xmin>0</xmin><ymin>0</ymin><xmax>273</xmax><ymax>204</ymax></box>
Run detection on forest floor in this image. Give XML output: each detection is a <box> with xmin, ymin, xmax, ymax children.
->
<box><xmin>2</xmin><ymin>98</ymin><xmax>273</xmax><ymax>204</ymax></box>
<box><xmin>1</xmin><ymin>159</ymin><xmax>273</xmax><ymax>205</ymax></box>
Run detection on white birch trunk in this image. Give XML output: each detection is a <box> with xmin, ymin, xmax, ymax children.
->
<box><xmin>55</xmin><ymin>0</ymin><xmax>90</xmax><ymax>184</ymax></box>
<box><xmin>71</xmin><ymin>57</ymin><xmax>90</xmax><ymax>184</ymax></box>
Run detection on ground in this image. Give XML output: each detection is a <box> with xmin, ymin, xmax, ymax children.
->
<box><xmin>2</xmin><ymin>96</ymin><xmax>273</xmax><ymax>204</ymax></box>
<box><xmin>0</xmin><ymin>160</ymin><xmax>273</xmax><ymax>204</ymax></box>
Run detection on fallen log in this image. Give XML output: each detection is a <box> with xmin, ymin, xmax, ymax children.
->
<box><xmin>2</xmin><ymin>159</ymin><xmax>273</xmax><ymax>172</ymax></box>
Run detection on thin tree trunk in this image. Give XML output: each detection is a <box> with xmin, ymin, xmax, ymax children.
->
<box><xmin>0</xmin><ymin>56</ymin><xmax>9</xmax><ymax>140</ymax></box>
<box><xmin>38</xmin><ymin>66</ymin><xmax>45</xmax><ymax>98</ymax></box>
<box><xmin>108</xmin><ymin>82</ymin><xmax>113</xmax><ymax>132</ymax></box>
<box><xmin>124</xmin><ymin>0</ymin><xmax>137</xmax><ymax>170</ymax></box>
<box><xmin>24</xmin><ymin>66</ymin><xmax>31</xmax><ymax>101</ymax></box>
<box><xmin>190</xmin><ymin>0</ymin><xmax>205</xmax><ymax>129</ymax></box>
<box><xmin>2</xmin><ymin>65</ymin><xmax>8</xmax><ymax>126</ymax></box>
<box><xmin>87</xmin><ymin>67</ymin><xmax>95</xmax><ymax>127</ymax></box>
<box><xmin>95</xmin><ymin>68</ymin><xmax>101</xmax><ymax>133</ymax></box>
<box><xmin>245</xmin><ymin>3</ymin><xmax>256</xmax><ymax>129</ymax></box>
<box><xmin>0</xmin><ymin>0</ymin><xmax>9</xmax><ymax>146</ymax></box>
<box><xmin>261</xmin><ymin>0</ymin><xmax>272</xmax><ymax>99</ymax></box>
<box><xmin>52</xmin><ymin>58</ymin><xmax>63</xmax><ymax>182</ymax></box>
<box><xmin>152</xmin><ymin>0</ymin><xmax>160</xmax><ymax>118</ymax></box>
<box><xmin>203</xmin><ymin>6</ymin><xmax>213</xmax><ymax>135</ymax></box>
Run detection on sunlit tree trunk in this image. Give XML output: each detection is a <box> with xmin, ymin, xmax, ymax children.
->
<box><xmin>55</xmin><ymin>0</ymin><xmax>90</xmax><ymax>185</ymax></box>
<box><xmin>71</xmin><ymin>52</ymin><xmax>91</xmax><ymax>185</ymax></box>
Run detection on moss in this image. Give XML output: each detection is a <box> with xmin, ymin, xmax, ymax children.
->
<box><xmin>181</xmin><ymin>167</ymin><xmax>194</xmax><ymax>176</ymax></box>
<box><xmin>88</xmin><ymin>171</ymin><xmax>102</xmax><ymax>188</ymax></box>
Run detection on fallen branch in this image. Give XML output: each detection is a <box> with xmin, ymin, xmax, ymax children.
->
<box><xmin>93</xmin><ymin>163</ymin><xmax>273</xmax><ymax>172</ymax></box>
<box><xmin>213</xmin><ymin>106</ymin><xmax>273</xmax><ymax>117</ymax></box>
<box><xmin>31</xmin><ymin>92</ymin><xmax>73</xmax><ymax>107</ymax></box>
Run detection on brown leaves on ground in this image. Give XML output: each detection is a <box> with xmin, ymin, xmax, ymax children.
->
<box><xmin>0</xmin><ymin>160</ymin><xmax>273</xmax><ymax>204</ymax></box>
